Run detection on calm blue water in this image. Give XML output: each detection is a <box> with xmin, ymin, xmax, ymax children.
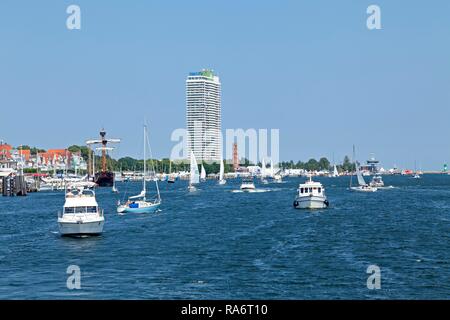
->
<box><xmin>0</xmin><ymin>175</ymin><xmax>449</xmax><ymax>299</ymax></box>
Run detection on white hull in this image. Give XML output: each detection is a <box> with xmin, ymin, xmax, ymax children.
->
<box><xmin>58</xmin><ymin>218</ymin><xmax>104</xmax><ymax>236</ymax></box>
<box><xmin>240</xmin><ymin>183</ymin><xmax>255</xmax><ymax>192</ymax></box>
<box><xmin>294</xmin><ymin>196</ymin><xmax>328</xmax><ymax>209</ymax></box>
<box><xmin>350</xmin><ymin>186</ymin><xmax>377</xmax><ymax>192</ymax></box>
<box><xmin>218</xmin><ymin>179</ymin><xmax>227</xmax><ymax>185</ymax></box>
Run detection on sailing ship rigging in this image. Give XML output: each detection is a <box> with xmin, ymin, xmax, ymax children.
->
<box><xmin>86</xmin><ymin>129</ymin><xmax>120</xmax><ymax>187</ymax></box>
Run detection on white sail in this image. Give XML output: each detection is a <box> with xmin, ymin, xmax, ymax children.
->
<box><xmin>190</xmin><ymin>151</ymin><xmax>199</xmax><ymax>185</ymax></box>
<box><xmin>200</xmin><ymin>165</ymin><xmax>206</xmax><ymax>180</ymax></box>
<box><xmin>333</xmin><ymin>165</ymin><xmax>338</xmax><ymax>177</ymax></box>
<box><xmin>356</xmin><ymin>162</ymin><xmax>366</xmax><ymax>186</ymax></box>
<box><xmin>261</xmin><ymin>158</ymin><xmax>266</xmax><ymax>178</ymax></box>
<box><xmin>270</xmin><ymin>159</ymin><xmax>274</xmax><ymax>177</ymax></box>
<box><xmin>219</xmin><ymin>159</ymin><xmax>224</xmax><ymax>181</ymax></box>
<box><xmin>129</xmin><ymin>190</ymin><xmax>145</xmax><ymax>200</ymax></box>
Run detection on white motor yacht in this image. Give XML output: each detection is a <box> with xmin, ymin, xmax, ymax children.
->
<box><xmin>240</xmin><ymin>177</ymin><xmax>256</xmax><ymax>192</ymax></box>
<box><xmin>293</xmin><ymin>176</ymin><xmax>329</xmax><ymax>209</ymax></box>
<box><xmin>58</xmin><ymin>183</ymin><xmax>104</xmax><ymax>236</ymax></box>
<box><xmin>369</xmin><ymin>175</ymin><xmax>384</xmax><ymax>188</ymax></box>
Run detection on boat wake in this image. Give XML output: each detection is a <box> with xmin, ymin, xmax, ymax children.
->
<box><xmin>378</xmin><ymin>186</ymin><xmax>396</xmax><ymax>190</ymax></box>
<box><xmin>232</xmin><ymin>189</ymin><xmax>274</xmax><ymax>193</ymax></box>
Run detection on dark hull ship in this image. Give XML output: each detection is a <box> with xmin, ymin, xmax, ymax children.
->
<box><xmin>95</xmin><ymin>171</ymin><xmax>114</xmax><ymax>187</ymax></box>
<box><xmin>86</xmin><ymin>129</ymin><xmax>120</xmax><ymax>188</ymax></box>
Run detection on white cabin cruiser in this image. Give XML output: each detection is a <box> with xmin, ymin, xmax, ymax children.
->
<box><xmin>240</xmin><ymin>177</ymin><xmax>256</xmax><ymax>192</ymax></box>
<box><xmin>369</xmin><ymin>175</ymin><xmax>384</xmax><ymax>188</ymax></box>
<box><xmin>273</xmin><ymin>173</ymin><xmax>283</xmax><ymax>183</ymax></box>
<box><xmin>293</xmin><ymin>176</ymin><xmax>329</xmax><ymax>209</ymax></box>
<box><xmin>58</xmin><ymin>183</ymin><xmax>104</xmax><ymax>236</ymax></box>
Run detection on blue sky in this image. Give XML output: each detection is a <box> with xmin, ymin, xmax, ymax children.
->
<box><xmin>0</xmin><ymin>0</ymin><xmax>449</xmax><ymax>170</ymax></box>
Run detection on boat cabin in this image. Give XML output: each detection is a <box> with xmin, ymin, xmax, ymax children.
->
<box><xmin>297</xmin><ymin>180</ymin><xmax>325</xmax><ymax>197</ymax></box>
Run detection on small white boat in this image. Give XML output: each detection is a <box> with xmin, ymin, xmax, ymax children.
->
<box><xmin>369</xmin><ymin>175</ymin><xmax>384</xmax><ymax>188</ymax></box>
<box><xmin>168</xmin><ymin>161</ymin><xmax>176</xmax><ymax>183</ymax></box>
<box><xmin>218</xmin><ymin>159</ymin><xmax>226</xmax><ymax>185</ymax></box>
<box><xmin>240</xmin><ymin>177</ymin><xmax>256</xmax><ymax>192</ymax></box>
<box><xmin>293</xmin><ymin>176</ymin><xmax>329</xmax><ymax>209</ymax></box>
<box><xmin>188</xmin><ymin>151</ymin><xmax>199</xmax><ymax>192</ymax></box>
<box><xmin>413</xmin><ymin>161</ymin><xmax>421</xmax><ymax>179</ymax></box>
<box><xmin>58</xmin><ymin>183</ymin><xmax>104</xmax><ymax>236</ymax></box>
<box><xmin>273</xmin><ymin>174</ymin><xmax>282</xmax><ymax>183</ymax></box>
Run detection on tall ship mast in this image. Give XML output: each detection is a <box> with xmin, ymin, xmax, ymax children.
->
<box><xmin>86</xmin><ymin>129</ymin><xmax>120</xmax><ymax>187</ymax></box>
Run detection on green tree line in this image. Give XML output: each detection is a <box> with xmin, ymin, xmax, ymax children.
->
<box><xmin>17</xmin><ymin>144</ymin><xmax>356</xmax><ymax>174</ymax></box>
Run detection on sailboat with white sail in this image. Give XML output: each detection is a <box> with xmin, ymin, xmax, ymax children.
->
<box><xmin>168</xmin><ymin>160</ymin><xmax>176</xmax><ymax>183</ymax></box>
<box><xmin>112</xmin><ymin>173</ymin><xmax>119</xmax><ymax>193</ymax></box>
<box><xmin>218</xmin><ymin>159</ymin><xmax>226</xmax><ymax>185</ymax></box>
<box><xmin>350</xmin><ymin>145</ymin><xmax>377</xmax><ymax>192</ymax></box>
<box><xmin>188</xmin><ymin>151</ymin><xmax>199</xmax><ymax>192</ymax></box>
<box><xmin>116</xmin><ymin>125</ymin><xmax>161</xmax><ymax>214</ymax></box>
<box><xmin>331</xmin><ymin>164</ymin><xmax>339</xmax><ymax>177</ymax></box>
<box><xmin>272</xmin><ymin>159</ymin><xmax>283</xmax><ymax>183</ymax></box>
<box><xmin>413</xmin><ymin>161</ymin><xmax>421</xmax><ymax>179</ymax></box>
<box><xmin>260</xmin><ymin>158</ymin><xmax>268</xmax><ymax>184</ymax></box>
<box><xmin>350</xmin><ymin>161</ymin><xmax>377</xmax><ymax>192</ymax></box>
<box><xmin>200</xmin><ymin>164</ymin><xmax>207</xmax><ymax>181</ymax></box>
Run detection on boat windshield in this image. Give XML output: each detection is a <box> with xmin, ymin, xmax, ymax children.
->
<box><xmin>300</xmin><ymin>187</ymin><xmax>322</xmax><ymax>194</ymax></box>
<box><xmin>64</xmin><ymin>206</ymin><xmax>98</xmax><ymax>214</ymax></box>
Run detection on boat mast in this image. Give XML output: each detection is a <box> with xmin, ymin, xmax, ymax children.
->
<box><xmin>350</xmin><ymin>145</ymin><xmax>355</xmax><ymax>188</ymax></box>
<box><xmin>143</xmin><ymin>125</ymin><xmax>147</xmax><ymax>200</ymax></box>
<box><xmin>100</xmin><ymin>129</ymin><xmax>107</xmax><ymax>173</ymax></box>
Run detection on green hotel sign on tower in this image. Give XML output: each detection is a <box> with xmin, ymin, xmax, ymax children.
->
<box><xmin>189</xmin><ymin>69</ymin><xmax>215</xmax><ymax>80</ymax></box>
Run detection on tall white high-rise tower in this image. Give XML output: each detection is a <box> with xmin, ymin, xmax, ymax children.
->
<box><xmin>186</xmin><ymin>69</ymin><xmax>221</xmax><ymax>162</ymax></box>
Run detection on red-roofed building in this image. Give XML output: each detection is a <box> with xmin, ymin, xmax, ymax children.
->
<box><xmin>38</xmin><ymin>149</ymin><xmax>71</xmax><ymax>166</ymax></box>
<box><xmin>0</xmin><ymin>143</ymin><xmax>12</xmax><ymax>159</ymax></box>
<box><xmin>18</xmin><ymin>149</ymin><xmax>31</xmax><ymax>161</ymax></box>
